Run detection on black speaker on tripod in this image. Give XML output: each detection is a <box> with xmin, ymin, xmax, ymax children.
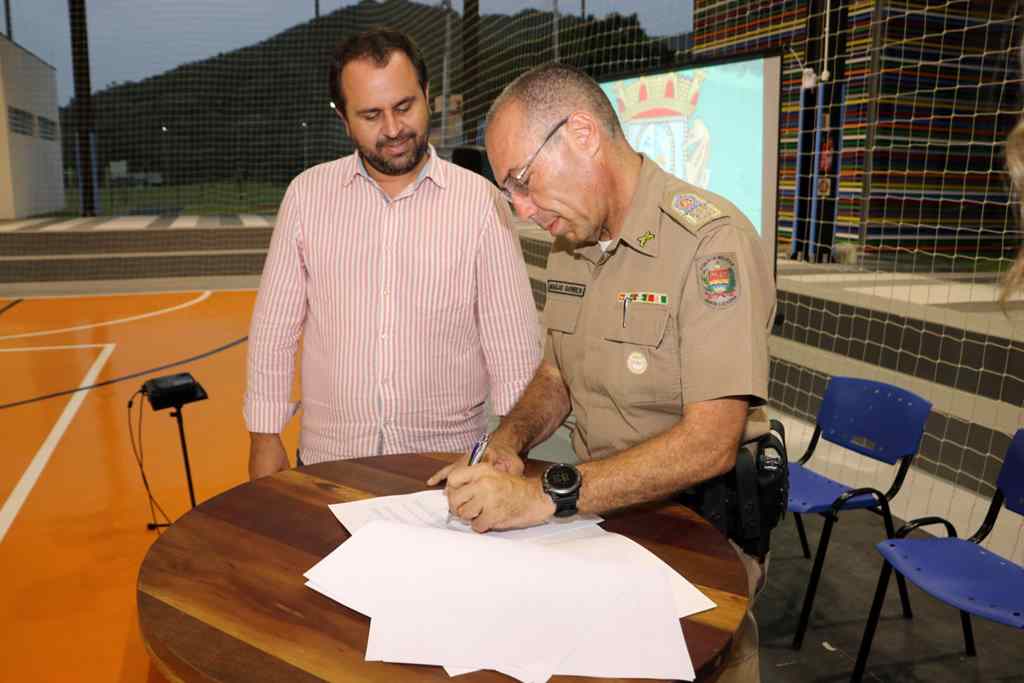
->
<box><xmin>141</xmin><ymin>372</ymin><xmax>207</xmax><ymax>528</ymax></box>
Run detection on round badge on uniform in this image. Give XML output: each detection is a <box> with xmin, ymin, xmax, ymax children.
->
<box><xmin>627</xmin><ymin>351</ymin><xmax>648</xmax><ymax>375</ymax></box>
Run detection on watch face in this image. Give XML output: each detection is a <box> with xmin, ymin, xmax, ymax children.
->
<box><xmin>545</xmin><ymin>465</ymin><xmax>580</xmax><ymax>495</ymax></box>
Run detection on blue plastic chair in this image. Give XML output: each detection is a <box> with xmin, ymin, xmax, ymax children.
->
<box><xmin>789</xmin><ymin>376</ymin><xmax>932</xmax><ymax>650</ymax></box>
<box><xmin>851</xmin><ymin>429</ymin><xmax>1024</xmax><ymax>681</ymax></box>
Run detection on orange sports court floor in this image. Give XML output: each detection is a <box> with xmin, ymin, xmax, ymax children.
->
<box><xmin>0</xmin><ymin>288</ymin><xmax>296</xmax><ymax>682</ymax></box>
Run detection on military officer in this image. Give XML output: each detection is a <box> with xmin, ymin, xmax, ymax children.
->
<box><xmin>428</xmin><ymin>62</ymin><xmax>776</xmax><ymax>682</ymax></box>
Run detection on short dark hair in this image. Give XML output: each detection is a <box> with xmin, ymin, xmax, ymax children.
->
<box><xmin>328</xmin><ymin>28</ymin><xmax>429</xmax><ymax>117</ymax></box>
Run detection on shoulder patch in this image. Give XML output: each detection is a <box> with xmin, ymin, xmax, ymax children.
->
<box><xmin>697</xmin><ymin>254</ymin><xmax>739</xmax><ymax>307</ymax></box>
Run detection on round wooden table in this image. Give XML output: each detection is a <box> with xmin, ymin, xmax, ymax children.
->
<box><xmin>137</xmin><ymin>454</ymin><xmax>749</xmax><ymax>682</ymax></box>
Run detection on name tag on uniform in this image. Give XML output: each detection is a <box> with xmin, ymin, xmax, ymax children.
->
<box><xmin>548</xmin><ymin>280</ymin><xmax>586</xmax><ymax>298</ymax></box>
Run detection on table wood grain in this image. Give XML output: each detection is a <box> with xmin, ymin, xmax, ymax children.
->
<box><xmin>137</xmin><ymin>454</ymin><xmax>749</xmax><ymax>682</ymax></box>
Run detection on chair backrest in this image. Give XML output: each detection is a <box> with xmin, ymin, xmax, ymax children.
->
<box><xmin>997</xmin><ymin>429</ymin><xmax>1024</xmax><ymax>516</ymax></box>
<box><xmin>817</xmin><ymin>376</ymin><xmax>932</xmax><ymax>465</ymax></box>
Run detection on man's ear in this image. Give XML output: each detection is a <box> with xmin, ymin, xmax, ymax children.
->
<box><xmin>336</xmin><ymin>108</ymin><xmax>350</xmax><ymax>136</ymax></box>
<box><xmin>565</xmin><ymin>111</ymin><xmax>601</xmax><ymax>159</ymax></box>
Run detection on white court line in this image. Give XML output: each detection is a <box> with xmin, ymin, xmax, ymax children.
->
<box><xmin>845</xmin><ymin>282</ymin><xmax>1023</xmax><ymax>305</ymax></box>
<box><xmin>0</xmin><ymin>342</ymin><xmax>116</xmax><ymax>544</ymax></box>
<box><xmin>38</xmin><ymin>218</ymin><xmax>94</xmax><ymax>232</ymax></box>
<box><xmin>170</xmin><ymin>216</ymin><xmax>199</xmax><ymax>229</ymax></box>
<box><xmin>783</xmin><ymin>273</ymin><xmax>940</xmax><ymax>283</ymax></box>
<box><xmin>0</xmin><ymin>218</ymin><xmax>51</xmax><ymax>232</ymax></box>
<box><xmin>5</xmin><ymin>287</ymin><xmax>256</xmax><ymax>300</ymax></box>
<box><xmin>0</xmin><ymin>290</ymin><xmax>212</xmax><ymax>341</ymax></box>
<box><xmin>239</xmin><ymin>214</ymin><xmax>272</xmax><ymax>227</ymax></box>
<box><xmin>94</xmin><ymin>216</ymin><xmax>160</xmax><ymax>231</ymax></box>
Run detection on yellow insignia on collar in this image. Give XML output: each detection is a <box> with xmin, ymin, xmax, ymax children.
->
<box><xmin>638</xmin><ymin>231</ymin><xmax>655</xmax><ymax>248</ymax></box>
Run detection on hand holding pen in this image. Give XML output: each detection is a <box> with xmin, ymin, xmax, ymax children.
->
<box><xmin>445</xmin><ymin>433</ymin><xmax>490</xmax><ymax>525</ymax></box>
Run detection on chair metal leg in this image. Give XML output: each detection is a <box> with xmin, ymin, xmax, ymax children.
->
<box><xmin>851</xmin><ymin>561</ymin><xmax>894</xmax><ymax>682</ymax></box>
<box><xmin>881</xmin><ymin>506</ymin><xmax>913</xmax><ymax>619</ymax></box>
<box><xmin>793</xmin><ymin>513</ymin><xmax>835</xmax><ymax>650</ymax></box>
<box><xmin>960</xmin><ymin>610</ymin><xmax>976</xmax><ymax>657</ymax></box>
<box><xmin>895</xmin><ymin>572</ymin><xmax>913</xmax><ymax>619</ymax></box>
<box><xmin>794</xmin><ymin>512</ymin><xmax>812</xmax><ymax>559</ymax></box>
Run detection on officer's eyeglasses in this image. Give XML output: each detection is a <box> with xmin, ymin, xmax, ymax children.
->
<box><xmin>499</xmin><ymin>116</ymin><xmax>569</xmax><ymax>203</ymax></box>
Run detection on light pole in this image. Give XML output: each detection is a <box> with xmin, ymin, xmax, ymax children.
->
<box><xmin>441</xmin><ymin>0</ymin><xmax>451</xmax><ymax>147</ymax></box>
<box><xmin>301</xmin><ymin>121</ymin><xmax>308</xmax><ymax>169</ymax></box>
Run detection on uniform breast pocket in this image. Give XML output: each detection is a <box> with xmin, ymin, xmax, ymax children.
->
<box><xmin>543</xmin><ymin>294</ymin><xmax>584</xmax><ymax>386</ymax></box>
<box><xmin>593</xmin><ymin>302</ymin><xmax>681</xmax><ymax>407</ymax></box>
<box><xmin>544</xmin><ymin>295</ymin><xmax>583</xmax><ymax>334</ymax></box>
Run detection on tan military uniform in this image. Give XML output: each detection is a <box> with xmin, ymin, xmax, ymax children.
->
<box><xmin>543</xmin><ymin>155</ymin><xmax>776</xmax><ymax>462</ymax></box>
<box><xmin>543</xmin><ymin>154</ymin><xmax>777</xmax><ymax>683</ymax></box>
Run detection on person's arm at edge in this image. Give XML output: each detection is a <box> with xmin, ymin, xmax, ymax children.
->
<box><xmin>574</xmin><ymin>397</ymin><xmax>747</xmax><ymax>514</ymax></box>
<box><xmin>474</xmin><ymin>188</ymin><xmax>543</xmax><ymax>422</ymax></box>
<box><xmin>244</xmin><ymin>180</ymin><xmax>308</xmax><ymax>479</ymax></box>
<box><xmin>446</xmin><ymin>396</ymin><xmax>748</xmax><ymax>531</ymax></box>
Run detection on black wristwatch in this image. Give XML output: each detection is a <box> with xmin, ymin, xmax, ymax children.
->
<box><xmin>542</xmin><ymin>463</ymin><xmax>581</xmax><ymax>518</ymax></box>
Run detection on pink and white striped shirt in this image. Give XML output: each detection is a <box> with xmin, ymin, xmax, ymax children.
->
<box><xmin>244</xmin><ymin>148</ymin><xmax>541</xmax><ymax>463</ymax></box>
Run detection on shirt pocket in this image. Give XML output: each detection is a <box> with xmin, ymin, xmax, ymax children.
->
<box><xmin>544</xmin><ymin>295</ymin><xmax>583</xmax><ymax>333</ymax></box>
<box><xmin>594</xmin><ymin>302</ymin><xmax>681</xmax><ymax>407</ymax></box>
<box><xmin>543</xmin><ymin>295</ymin><xmax>584</xmax><ymax>385</ymax></box>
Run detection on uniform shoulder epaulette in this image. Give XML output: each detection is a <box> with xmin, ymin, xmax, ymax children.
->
<box><xmin>661</xmin><ymin>186</ymin><xmax>728</xmax><ymax>234</ymax></box>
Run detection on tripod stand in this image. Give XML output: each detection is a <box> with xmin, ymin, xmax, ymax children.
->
<box><xmin>140</xmin><ymin>372</ymin><xmax>207</xmax><ymax>531</ymax></box>
<box><xmin>147</xmin><ymin>404</ymin><xmax>198</xmax><ymax>530</ymax></box>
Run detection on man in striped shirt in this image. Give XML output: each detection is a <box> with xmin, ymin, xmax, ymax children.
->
<box><xmin>244</xmin><ymin>29</ymin><xmax>540</xmax><ymax>478</ymax></box>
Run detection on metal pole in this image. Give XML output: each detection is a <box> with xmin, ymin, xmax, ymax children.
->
<box><xmin>581</xmin><ymin>0</ymin><xmax>585</xmax><ymax>19</ymax></box>
<box><xmin>301</xmin><ymin>121</ymin><xmax>308</xmax><ymax>169</ymax></box>
<box><xmin>171</xmin><ymin>407</ymin><xmax>198</xmax><ymax>508</ymax></box>
<box><xmin>441</xmin><ymin>0</ymin><xmax>451</xmax><ymax>146</ymax></box>
<box><xmin>68</xmin><ymin>0</ymin><xmax>96</xmax><ymax>216</ymax></box>
<box><xmin>461</xmin><ymin>0</ymin><xmax>480</xmax><ymax>144</ymax></box>
<box><xmin>552</xmin><ymin>0</ymin><xmax>559</xmax><ymax>62</ymax></box>
<box><xmin>4</xmin><ymin>0</ymin><xmax>12</xmax><ymax>39</ymax></box>
<box><xmin>315</xmin><ymin>0</ymin><xmax>319</xmax><ymax>18</ymax></box>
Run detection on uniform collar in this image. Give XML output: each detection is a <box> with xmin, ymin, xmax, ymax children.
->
<box><xmin>616</xmin><ymin>154</ymin><xmax>666</xmax><ymax>258</ymax></box>
<box><xmin>342</xmin><ymin>143</ymin><xmax>446</xmax><ymax>191</ymax></box>
<box><xmin>573</xmin><ymin>154</ymin><xmax>665</xmax><ymax>263</ymax></box>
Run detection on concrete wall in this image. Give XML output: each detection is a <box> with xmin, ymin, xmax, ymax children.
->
<box><xmin>0</xmin><ymin>36</ymin><xmax>64</xmax><ymax>219</ymax></box>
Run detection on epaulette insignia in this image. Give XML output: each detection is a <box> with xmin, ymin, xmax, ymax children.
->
<box><xmin>670</xmin><ymin>192</ymin><xmax>722</xmax><ymax>230</ymax></box>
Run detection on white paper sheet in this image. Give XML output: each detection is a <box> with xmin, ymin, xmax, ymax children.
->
<box><xmin>328</xmin><ymin>489</ymin><xmax>602</xmax><ymax>541</ymax></box>
<box><xmin>542</xmin><ymin>531</ymin><xmax>717</xmax><ymax>619</ymax></box>
<box><xmin>305</xmin><ymin>520</ymin><xmax>693</xmax><ymax>682</ymax></box>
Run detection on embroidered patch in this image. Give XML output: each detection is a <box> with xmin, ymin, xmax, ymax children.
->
<box><xmin>627</xmin><ymin>351</ymin><xmax>649</xmax><ymax>375</ymax></box>
<box><xmin>616</xmin><ymin>291</ymin><xmax>668</xmax><ymax>305</ymax></box>
<box><xmin>637</xmin><ymin>230</ymin><xmax>656</xmax><ymax>248</ymax></box>
<box><xmin>698</xmin><ymin>255</ymin><xmax>739</xmax><ymax>307</ymax></box>
<box><xmin>547</xmin><ymin>280</ymin><xmax>586</xmax><ymax>298</ymax></box>
<box><xmin>672</xmin><ymin>193</ymin><xmax>722</xmax><ymax>227</ymax></box>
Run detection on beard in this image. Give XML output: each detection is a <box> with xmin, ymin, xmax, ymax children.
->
<box><xmin>359</xmin><ymin>127</ymin><xmax>430</xmax><ymax>176</ymax></box>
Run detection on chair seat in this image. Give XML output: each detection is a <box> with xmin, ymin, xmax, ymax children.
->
<box><xmin>878</xmin><ymin>537</ymin><xmax>1024</xmax><ymax>628</ymax></box>
<box><xmin>787</xmin><ymin>463</ymin><xmax>880</xmax><ymax>514</ymax></box>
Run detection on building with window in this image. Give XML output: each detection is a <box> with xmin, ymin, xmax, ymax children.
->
<box><xmin>0</xmin><ymin>35</ymin><xmax>64</xmax><ymax>219</ymax></box>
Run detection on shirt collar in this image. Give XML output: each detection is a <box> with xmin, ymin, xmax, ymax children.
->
<box><xmin>615</xmin><ymin>154</ymin><xmax>665</xmax><ymax>258</ymax></box>
<box><xmin>342</xmin><ymin>144</ymin><xmax>447</xmax><ymax>192</ymax></box>
<box><xmin>572</xmin><ymin>154</ymin><xmax>665</xmax><ymax>263</ymax></box>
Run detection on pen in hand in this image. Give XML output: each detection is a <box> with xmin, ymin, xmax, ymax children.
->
<box><xmin>446</xmin><ymin>433</ymin><xmax>490</xmax><ymax>525</ymax></box>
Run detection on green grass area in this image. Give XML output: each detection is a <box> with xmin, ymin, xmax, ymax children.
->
<box><xmin>62</xmin><ymin>180</ymin><xmax>287</xmax><ymax>216</ymax></box>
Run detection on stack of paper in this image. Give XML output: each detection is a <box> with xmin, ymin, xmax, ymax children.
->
<box><xmin>305</xmin><ymin>491</ymin><xmax>715</xmax><ymax>682</ymax></box>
